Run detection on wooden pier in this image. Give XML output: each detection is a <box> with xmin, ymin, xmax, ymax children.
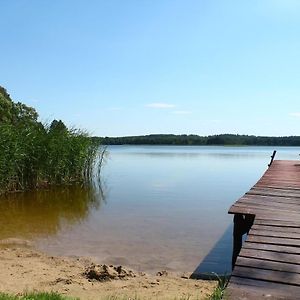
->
<box><xmin>226</xmin><ymin>159</ymin><xmax>300</xmax><ymax>299</ymax></box>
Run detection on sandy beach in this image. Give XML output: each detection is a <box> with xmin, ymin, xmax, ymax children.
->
<box><xmin>0</xmin><ymin>244</ymin><xmax>216</xmax><ymax>300</ymax></box>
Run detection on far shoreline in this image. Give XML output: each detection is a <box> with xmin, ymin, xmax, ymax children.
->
<box><xmin>94</xmin><ymin>134</ymin><xmax>300</xmax><ymax>147</ymax></box>
<box><xmin>103</xmin><ymin>144</ymin><xmax>298</xmax><ymax>147</ymax></box>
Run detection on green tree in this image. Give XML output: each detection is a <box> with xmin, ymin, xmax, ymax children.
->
<box><xmin>11</xmin><ymin>102</ymin><xmax>38</xmax><ymax>126</ymax></box>
<box><xmin>49</xmin><ymin>119</ymin><xmax>67</xmax><ymax>133</ymax></box>
<box><xmin>0</xmin><ymin>87</ymin><xmax>14</xmax><ymax>124</ymax></box>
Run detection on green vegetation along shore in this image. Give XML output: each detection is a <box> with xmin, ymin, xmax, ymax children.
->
<box><xmin>0</xmin><ymin>292</ymin><xmax>76</xmax><ymax>300</ymax></box>
<box><xmin>95</xmin><ymin>134</ymin><xmax>300</xmax><ymax>146</ymax></box>
<box><xmin>0</xmin><ymin>86</ymin><xmax>101</xmax><ymax>195</ymax></box>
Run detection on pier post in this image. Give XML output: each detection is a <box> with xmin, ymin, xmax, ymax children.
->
<box><xmin>232</xmin><ymin>214</ymin><xmax>254</xmax><ymax>270</ymax></box>
<box><xmin>268</xmin><ymin>150</ymin><xmax>277</xmax><ymax>167</ymax></box>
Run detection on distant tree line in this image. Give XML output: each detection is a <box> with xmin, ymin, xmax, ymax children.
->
<box><xmin>93</xmin><ymin>134</ymin><xmax>300</xmax><ymax>146</ymax></box>
<box><xmin>0</xmin><ymin>86</ymin><xmax>101</xmax><ymax>194</ymax></box>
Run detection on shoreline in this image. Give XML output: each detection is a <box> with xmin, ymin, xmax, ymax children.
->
<box><xmin>0</xmin><ymin>243</ymin><xmax>216</xmax><ymax>300</ymax></box>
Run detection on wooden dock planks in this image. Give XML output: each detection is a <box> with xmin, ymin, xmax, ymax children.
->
<box><xmin>226</xmin><ymin>160</ymin><xmax>300</xmax><ymax>299</ymax></box>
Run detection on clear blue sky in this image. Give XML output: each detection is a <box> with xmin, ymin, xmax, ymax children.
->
<box><xmin>1</xmin><ymin>0</ymin><xmax>300</xmax><ymax>137</ymax></box>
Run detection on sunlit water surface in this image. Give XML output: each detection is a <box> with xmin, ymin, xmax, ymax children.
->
<box><xmin>1</xmin><ymin>146</ymin><xmax>299</xmax><ymax>274</ymax></box>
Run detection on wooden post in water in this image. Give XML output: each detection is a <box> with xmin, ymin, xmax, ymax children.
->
<box><xmin>268</xmin><ymin>150</ymin><xmax>277</xmax><ymax>167</ymax></box>
<box><xmin>232</xmin><ymin>214</ymin><xmax>254</xmax><ymax>270</ymax></box>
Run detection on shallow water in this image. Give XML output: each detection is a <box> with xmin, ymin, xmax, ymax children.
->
<box><xmin>1</xmin><ymin>146</ymin><xmax>299</xmax><ymax>274</ymax></box>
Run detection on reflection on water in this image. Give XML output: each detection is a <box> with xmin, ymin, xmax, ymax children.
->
<box><xmin>0</xmin><ymin>184</ymin><xmax>104</xmax><ymax>239</ymax></box>
<box><xmin>0</xmin><ymin>146</ymin><xmax>300</xmax><ymax>274</ymax></box>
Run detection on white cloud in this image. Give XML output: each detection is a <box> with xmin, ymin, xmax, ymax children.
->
<box><xmin>146</xmin><ymin>102</ymin><xmax>175</xmax><ymax>109</ymax></box>
<box><xmin>289</xmin><ymin>112</ymin><xmax>300</xmax><ymax>118</ymax></box>
<box><xmin>172</xmin><ymin>110</ymin><xmax>192</xmax><ymax>115</ymax></box>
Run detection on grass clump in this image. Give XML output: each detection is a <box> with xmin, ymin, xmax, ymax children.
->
<box><xmin>0</xmin><ymin>292</ymin><xmax>77</xmax><ymax>300</ymax></box>
<box><xmin>207</xmin><ymin>275</ymin><xmax>229</xmax><ymax>300</ymax></box>
<box><xmin>0</xmin><ymin>86</ymin><xmax>103</xmax><ymax>194</ymax></box>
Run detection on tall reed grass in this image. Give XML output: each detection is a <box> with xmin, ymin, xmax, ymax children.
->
<box><xmin>0</xmin><ymin>86</ymin><xmax>103</xmax><ymax>194</ymax></box>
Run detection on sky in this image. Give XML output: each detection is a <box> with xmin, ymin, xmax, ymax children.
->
<box><xmin>1</xmin><ymin>0</ymin><xmax>300</xmax><ymax>137</ymax></box>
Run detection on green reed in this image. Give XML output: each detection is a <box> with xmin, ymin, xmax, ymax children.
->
<box><xmin>0</xmin><ymin>87</ymin><xmax>103</xmax><ymax>194</ymax></box>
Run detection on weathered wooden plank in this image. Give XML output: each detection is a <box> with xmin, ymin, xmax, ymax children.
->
<box><xmin>257</xmin><ymin>180</ymin><xmax>300</xmax><ymax>186</ymax></box>
<box><xmin>256</xmin><ymin>183</ymin><xmax>300</xmax><ymax>189</ymax></box>
<box><xmin>247</xmin><ymin>234</ymin><xmax>300</xmax><ymax>247</ymax></box>
<box><xmin>262</xmin><ymin>177</ymin><xmax>300</xmax><ymax>179</ymax></box>
<box><xmin>249</xmin><ymin>229</ymin><xmax>300</xmax><ymax>239</ymax></box>
<box><xmin>239</xmin><ymin>248</ymin><xmax>300</xmax><ymax>264</ymax></box>
<box><xmin>258</xmin><ymin>173</ymin><xmax>300</xmax><ymax>177</ymax></box>
<box><xmin>254</xmin><ymin>185</ymin><xmax>300</xmax><ymax>191</ymax></box>
<box><xmin>247</xmin><ymin>190</ymin><xmax>300</xmax><ymax>199</ymax></box>
<box><xmin>250</xmin><ymin>213</ymin><xmax>300</xmax><ymax>222</ymax></box>
<box><xmin>242</xmin><ymin>194</ymin><xmax>300</xmax><ymax>205</ymax></box>
<box><xmin>258</xmin><ymin>170</ymin><xmax>300</xmax><ymax>174</ymax></box>
<box><xmin>229</xmin><ymin>204</ymin><xmax>300</xmax><ymax>216</ymax></box>
<box><xmin>228</xmin><ymin>205</ymin><xmax>255</xmax><ymax>215</ymax></box>
<box><xmin>254</xmin><ymin>219</ymin><xmax>300</xmax><ymax>227</ymax></box>
<box><xmin>230</xmin><ymin>203</ymin><xmax>300</xmax><ymax>213</ymax></box>
<box><xmin>251</xmin><ymin>187</ymin><xmax>300</xmax><ymax>195</ymax></box>
<box><xmin>232</xmin><ymin>266</ymin><xmax>300</xmax><ymax>286</ymax></box>
<box><xmin>227</xmin><ymin>277</ymin><xmax>300</xmax><ymax>300</ymax></box>
<box><xmin>250</xmin><ymin>191</ymin><xmax>300</xmax><ymax>197</ymax></box>
<box><xmin>258</xmin><ymin>181</ymin><xmax>299</xmax><ymax>189</ymax></box>
<box><xmin>243</xmin><ymin>198</ymin><xmax>300</xmax><ymax>206</ymax></box>
<box><xmin>229</xmin><ymin>275</ymin><xmax>300</xmax><ymax>290</ymax></box>
<box><xmin>251</xmin><ymin>224</ymin><xmax>300</xmax><ymax>234</ymax></box>
<box><xmin>262</xmin><ymin>178</ymin><xmax>300</xmax><ymax>182</ymax></box>
<box><xmin>255</xmin><ymin>184</ymin><xmax>300</xmax><ymax>190</ymax></box>
<box><xmin>257</xmin><ymin>179</ymin><xmax>300</xmax><ymax>183</ymax></box>
<box><xmin>250</xmin><ymin>185</ymin><xmax>300</xmax><ymax>192</ymax></box>
<box><xmin>235</xmin><ymin>256</ymin><xmax>300</xmax><ymax>274</ymax></box>
<box><xmin>243</xmin><ymin>241</ymin><xmax>300</xmax><ymax>255</ymax></box>
<box><xmin>237</xmin><ymin>199</ymin><xmax>300</xmax><ymax>211</ymax></box>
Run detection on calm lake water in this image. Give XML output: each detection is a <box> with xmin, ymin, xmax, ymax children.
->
<box><xmin>1</xmin><ymin>146</ymin><xmax>300</xmax><ymax>275</ymax></box>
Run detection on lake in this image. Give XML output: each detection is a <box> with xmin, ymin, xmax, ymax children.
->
<box><xmin>0</xmin><ymin>146</ymin><xmax>299</xmax><ymax>276</ymax></box>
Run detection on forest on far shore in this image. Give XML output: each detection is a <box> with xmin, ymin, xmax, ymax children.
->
<box><xmin>94</xmin><ymin>134</ymin><xmax>300</xmax><ymax>146</ymax></box>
